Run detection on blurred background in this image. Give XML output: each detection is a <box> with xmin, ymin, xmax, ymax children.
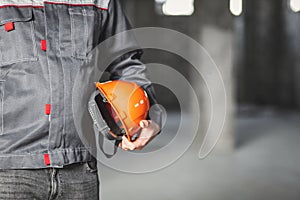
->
<box><xmin>99</xmin><ymin>0</ymin><xmax>300</xmax><ymax>199</ymax></box>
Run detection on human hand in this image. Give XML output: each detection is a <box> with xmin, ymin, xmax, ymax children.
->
<box><xmin>119</xmin><ymin>120</ymin><xmax>160</xmax><ymax>151</ymax></box>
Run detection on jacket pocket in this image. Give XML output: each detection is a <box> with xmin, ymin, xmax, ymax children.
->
<box><xmin>69</xmin><ymin>8</ymin><xmax>101</xmax><ymax>60</ymax></box>
<box><xmin>0</xmin><ymin>7</ymin><xmax>38</xmax><ymax>66</ymax></box>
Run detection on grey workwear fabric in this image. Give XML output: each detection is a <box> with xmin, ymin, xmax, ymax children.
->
<box><xmin>0</xmin><ymin>0</ymin><xmax>161</xmax><ymax>169</ymax></box>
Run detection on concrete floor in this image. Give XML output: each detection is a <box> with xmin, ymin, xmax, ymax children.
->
<box><xmin>98</xmin><ymin>109</ymin><xmax>300</xmax><ymax>200</ymax></box>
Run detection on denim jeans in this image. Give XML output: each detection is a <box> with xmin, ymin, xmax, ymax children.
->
<box><xmin>0</xmin><ymin>162</ymin><xmax>99</xmax><ymax>200</ymax></box>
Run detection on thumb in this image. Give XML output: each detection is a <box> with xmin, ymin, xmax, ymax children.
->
<box><xmin>139</xmin><ymin>120</ymin><xmax>149</xmax><ymax>128</ymax></box>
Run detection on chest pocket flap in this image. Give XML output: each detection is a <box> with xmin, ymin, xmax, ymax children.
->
<box><xmin>69</xmin><ymin>7</ymin><xmax>101</xmax><ymax>60</ymax></box>
<box><xmin>0</xmin><ymin>7</ymin><xmax>37</xmax><ymax>66</ymax></box>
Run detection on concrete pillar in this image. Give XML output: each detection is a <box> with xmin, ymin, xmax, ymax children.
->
<box><xmin>238</xmin><ymin>0</ymin><xmax>300</xmax><ymax>109</ymax></box>
<box><xmin>193</xmin><ymin>0</ymin><xmax>235</xmax><ymax>153</ymax></box>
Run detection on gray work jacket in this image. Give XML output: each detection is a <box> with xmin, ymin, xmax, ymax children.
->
<box><xmin>0</xmin><ymin>0</ymin><xmax>161</xmax><ymax>169</ymax></box>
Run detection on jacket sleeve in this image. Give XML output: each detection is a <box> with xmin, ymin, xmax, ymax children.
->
<box><xmin>100</xmin><ymin>0</ymin><xmax>163</xmax><ymax>128</ymax></box>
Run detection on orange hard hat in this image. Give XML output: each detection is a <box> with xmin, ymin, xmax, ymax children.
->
<box><xmin>95</xmin><ymin>80</ymin><xmax>150</xmax><ymax>141</ymax></box>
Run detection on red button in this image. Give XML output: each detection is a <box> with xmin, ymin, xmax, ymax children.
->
<box><xmin>41</xmin><ymin>40</ymin><xmax>47</xmax><ymax>51</ymax></box>
<box><xmin>44</xmin><ymin>154</ymin><xmax>50</xmax><ymax>165</ymax></box>
<box><xmin>45</xmin><ymin>104</ymin><xmax>51</xmax><ymax>115</ymax></box>
<box><xmin>5</xmin><ymin>22</ymin><xmax>14</xmax><ymax>32</ymax></box>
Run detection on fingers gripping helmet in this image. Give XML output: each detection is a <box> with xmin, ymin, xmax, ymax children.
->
<box><xmin>88</xmin><ymin>80</ymin><xmax>150</xmax><ymax>142</ymax></box>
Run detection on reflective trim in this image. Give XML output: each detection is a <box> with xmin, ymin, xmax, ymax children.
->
<box><xmin>0</xmin><ymin>0</ymin><xmax>111</xmax><ymax>9</ymax></box>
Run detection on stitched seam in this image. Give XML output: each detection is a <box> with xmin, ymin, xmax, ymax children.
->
<box><xmin>0</xmin><ymin>148</ymin><xmax>91</xmax><ymax>157</ymax></box>
<box><xmin>0</xmin><ymin>82</ymin><xmax>3</xmax><ymax>135</ymax></box>
<box><xmin>0</xmin><ymin>0</ymin><xmax>111</xmax><ymax>9</ymax></box>
<box><xmin>69</xmin><ymin>11</ymin><xmax>76</xmax><ymax>58</ymax></box>
<box><xmin>83</xmin><ymin>9</ymin><xmax>89</xmax><ymax>57</ymax></box>
<box><xmin>44</xmin><ymin>1</ymin><xmax>109</xmax><ymax>10</ymax></box>
<box><xmin>56</xmin><ymin>7</ymin><xmax>66</xmax><ymax>147</ymax></box>
<box><xmin>0</xmin><ymin>57</ymin><xmax>38</xmax><ymax>66</ymax></box>
<box><xmin>45</xmin><ymin>3</ymin><xmax>52</xmax><ymax>154</ymax></box>
<box><xmin>58</xmin><ymin>169</ymin><xmax>63</xmax><ymax>199</ymax></box>
<box><xmin>30</xmin><ymin>19</ymin><xmax>38</xmax><ymax>59</ymax></box>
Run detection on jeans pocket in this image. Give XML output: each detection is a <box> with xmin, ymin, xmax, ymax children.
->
<box><xmin>86</xmin><ymin>160</ymin><xmax>98</xmax><ymax>173</ymax></box>
<box><xmin>0</xmin><ymin>7</ymin><xmax>38</xmax><ymax>66</ymax></box>
<box><xmin>69</xmin><ymin>8</ymin><xmax>101</xmax><ymax>60</ymax></box>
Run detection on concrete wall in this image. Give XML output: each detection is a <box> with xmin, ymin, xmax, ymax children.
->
<box><xmin>283</xmin><ymin>2</ymin><xmax>300</xmax><ymax>108</ymax></box>
<box><xmin>236</xmin><ymin>0</ymin><xmax>300</xmax><ymax>109</ymax></box>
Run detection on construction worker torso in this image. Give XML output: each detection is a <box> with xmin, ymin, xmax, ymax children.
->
<box><xmin>0</xmin><ymin>0</ymin><xmax>161</xmax><ymax>169</ymax></box>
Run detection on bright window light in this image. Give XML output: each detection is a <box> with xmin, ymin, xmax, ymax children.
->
<box><xmin>162</xmin><ymin>0</ymin><xmax>194</xmax><ymax>16</ymax></box>
<box><xmin>290</xmin><ymin>0</ymin><xmax>300</xmax><ymax>12</ymax></box>
<box><xmin>230</xmin><ymin>0</ymin><xmax>243</xmax><ymax>16</ymax></box>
